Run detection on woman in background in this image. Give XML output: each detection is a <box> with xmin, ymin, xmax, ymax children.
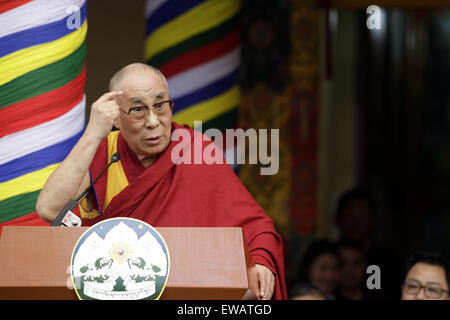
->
<box><xmin>295</xmin><ymin>240</ymin><xmax>341</xmax><ymax>299</ymax></box>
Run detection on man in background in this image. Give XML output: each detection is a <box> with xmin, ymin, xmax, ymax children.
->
<box><xmin>335</xmin><ymin>187</ymin><xmax>401</xmax><ymax>299</ymax></box>
<box><xmin>401</xmin><ymin>251</ymin><xmax>449</xmax><ymax>300</ymax></box>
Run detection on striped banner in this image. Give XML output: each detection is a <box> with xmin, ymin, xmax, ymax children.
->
<box><xmin>0</xmin><ymin>0</ymin><xmax>88</xmax><ymax>226</ymax></box>
<box><xmin>145</xmin><ymin>0</ymin><xmax>241</xmax><ymax>133</ymax></box>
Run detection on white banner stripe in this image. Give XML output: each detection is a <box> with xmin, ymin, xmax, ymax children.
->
<box><xmin>145</xmin><ymin>0</ymin><xmax>170</xmax><ymax>19</ymax></box>
<box><xmin>167</xmin><ymin>46</ymin><xmax>240</xmax><ymax>100</ymax></box>
<box><xmin>0</xmin><ymin>95</ymin><xmax>86</xmax><ymax>165</ymax></box>
<box><xmin>0</xmin><ymin>0</ymin><xmax>86</xmax><ymax>39</ymax></box>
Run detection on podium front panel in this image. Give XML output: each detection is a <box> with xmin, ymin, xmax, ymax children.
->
<box><xmin>0</xmin><ymin>226</ymin><xmax>252</xmax><ymax>300</ymax></box>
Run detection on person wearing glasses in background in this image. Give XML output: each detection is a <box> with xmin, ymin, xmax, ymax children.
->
<box><xmin>401</xmin><ymin>251</ymin><xmax>450</xmax><ymax>300</ymax></box>
<box><xmin>36</xmin><ymin>63</ymin><xmax>286</xmax><ymax>300</ymax></box>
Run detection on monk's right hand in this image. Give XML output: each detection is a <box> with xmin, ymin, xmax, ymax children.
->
<box><xmin>85</xmin><ymin>91</ymin><xmax>123</xmax><ymax>141</ymax></box>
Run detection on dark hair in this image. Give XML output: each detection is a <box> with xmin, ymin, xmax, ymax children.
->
<box><xmin>288</xmin><ymin>282</ymin><xmax>329</xmax><ymax>300</ymax></box>
<box><xmin>297</xmin><ymin>240</ymin><xmax>339</xmax><ymax>283</ymax></box>
<box><xmin>335</xmin><ymin>187</ymin><xmax>376</xmax><ymax>218</ymax></box>
<box><xmin>402</xmin><ymin>251</ymin><xmax>450</xmax><ymax>288</ymax></box>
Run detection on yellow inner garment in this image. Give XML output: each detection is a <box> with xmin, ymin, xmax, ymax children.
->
<box><xmin>79</xmin><ymin>131</ymin><xmax>129</xmax><ymax>219</ymax></box>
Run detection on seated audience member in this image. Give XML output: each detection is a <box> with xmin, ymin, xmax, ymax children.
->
<box><xmin>289</xmin><ymin>283</ymin><xmax>328</xmax><ymax>300</ymax></box>
<box><xmin>296</xmin><ymin>240</ymin><xmax>341</xmax><ymax>299</ymax></box>
<box><xmin>334</xmin><ymin>187</ymin><xmax>401</xmax><ymax>299</ymax></box>
<box><xmin>335</xmin><ymin>239</ymin><xmax>382</xmax><ymax>300</ymax></box>
<box><xmin>401</xmin><ymin>251</ymin><xmax>450</xmax><ymax>300</ymax></box>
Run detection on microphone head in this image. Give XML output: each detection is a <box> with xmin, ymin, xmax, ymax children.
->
<box><xmin>111</xmin><ymin>152</ymin><xmax>120</xmax><ymax>163</ymax></box>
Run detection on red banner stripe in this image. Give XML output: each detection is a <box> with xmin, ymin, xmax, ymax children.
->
<box><xmin>159</xmin><ymin>27</ymin><xmax>240</xmax><ymax>79</ymax></box>
<box><xmin>0</xmin><ymin>211</ymin><xmax>49</xmax><ymax>227</ymax></box>
<box><xmin>0</xmin><ymin>0</ymin><xmax>33</xmax><ymax>14</ymax></box>
<box><xmin>0</xmin><ymin>67</ymin><xmax>86</xmax><ymax>138</ymax></box>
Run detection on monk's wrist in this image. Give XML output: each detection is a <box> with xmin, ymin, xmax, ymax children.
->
<box><xmin>83</xmin><ymin>126</ymin><xmax>107</xmax><ymax>145</ymax></box>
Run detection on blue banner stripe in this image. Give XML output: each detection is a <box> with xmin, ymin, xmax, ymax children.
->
<box><xmin>0</xmin><ymin>127</ymin><xmax>84</xmax><ymax>183</ymax></box>
<box><xmin>145</xmin><ymin>0</ymin><xmax>206</xmax><ymax>37</ymax></box>
<box><xmin>173</xmin><ymin>67</ymin><xmax>239</xmax><ymax>113</ymax></box>
<box><xmin>0</xmin><ymin>1</ymin><xmax>87</xmax><ymax>58</ymax></box>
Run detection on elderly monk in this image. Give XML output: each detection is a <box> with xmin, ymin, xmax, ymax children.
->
<box><xmin>36</xmin><ymin>63</ymin><xmax>287</xmax><ymax>300</ymax></box>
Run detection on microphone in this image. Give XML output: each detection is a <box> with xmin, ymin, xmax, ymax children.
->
<box><xmin>50</xmin><ymin>152</ymin><xmax>121</xmax><ymax>227</ymax></box>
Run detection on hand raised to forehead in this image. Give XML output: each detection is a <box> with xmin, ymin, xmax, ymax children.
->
<box><xmin>85</xmin><ymin>91</ymin><xmax>123</xmax><ymax>141</ymax></box>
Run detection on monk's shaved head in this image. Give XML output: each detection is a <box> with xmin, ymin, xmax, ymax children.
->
<box><xmin>109</xmin><ymin>63</ymin><xmax>168</xmax><ymax>92</ymax></box>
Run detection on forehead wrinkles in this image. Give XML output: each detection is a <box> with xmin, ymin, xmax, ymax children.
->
<box><xmin>127</xmin><ymin>88</ymin><xmax>166</xmax><ymax>101</ymax></box>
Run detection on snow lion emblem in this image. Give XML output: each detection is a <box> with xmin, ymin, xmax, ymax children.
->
<box><xmin>70</xmin><ymin>218</ymin><xmax>170</xmax><ymax>300</ymax></box>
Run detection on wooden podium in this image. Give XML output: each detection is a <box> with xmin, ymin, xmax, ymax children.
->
<box><xmin>0</xmin><ymin>226</ymin><xmax>258</xmax><ymax>300</ymax></box>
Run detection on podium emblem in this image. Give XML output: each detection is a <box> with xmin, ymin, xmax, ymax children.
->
<box><xmin>70</xmin><ymin>218</ymin><xmax>170</xmax><ymax>300</ymax></box>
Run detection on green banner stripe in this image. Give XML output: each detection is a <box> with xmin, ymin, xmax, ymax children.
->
<box><xmin>147</xmin><ymin>14</ymin><xmax>239</xmax><ymax>68</ymax></box>
<box><xmin>0</xmin><ymin>42</ymin><xmax>86</xmax><ymax>109</ymax></box>
<box><xmin>202</xmin><ymin>106</ymin><xmax>239</xmax><ymax>133</ymax></box>
<box><xmin>0</xmin><ymin>190</ymin><xmax>40</xmax><ymax>224</ymax></box>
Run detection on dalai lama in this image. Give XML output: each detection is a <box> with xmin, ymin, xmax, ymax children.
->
<box><xmin>36</xmin><ymin>63</ymin><xmax>287</xmax><ymax>300</ymax></box>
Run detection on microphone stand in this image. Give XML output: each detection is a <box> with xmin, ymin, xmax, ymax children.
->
<box><xmin>50</xmin><ymin>152</ymin><xmax>120</xmax><ymax>227</ymax></box>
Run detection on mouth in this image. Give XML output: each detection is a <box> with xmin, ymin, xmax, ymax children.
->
<box><xmin>144</xmin><ymin>136</ymin><xmax>161</xmax><ymax>146</ymax></box>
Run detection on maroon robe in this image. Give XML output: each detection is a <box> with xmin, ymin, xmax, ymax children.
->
<box><xmin>81</xmin><ymin>122</ymin><xmax>287</xmax><ymax>300</ymax></box>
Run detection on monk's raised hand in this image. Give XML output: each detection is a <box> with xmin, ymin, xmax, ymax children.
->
<box><xmin>86</xmin><ymin>91</ymin><xmax>123</xmax><ymax>141</ymax></box>
<box><xmin>255</xmin><ymin>264</ymin><xmax>275</xmax><ymax>300</ymax></box>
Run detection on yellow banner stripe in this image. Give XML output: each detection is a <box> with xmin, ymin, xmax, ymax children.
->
<box><xmin>173</xmin><ymin>85</ymin><xmax>240</xmax><ymax>127</ymax></box>
<box><xmin>145</xmin><ymin>0</ymin><xmax>240</xmax><ymax>60</ymax></box>
<box><xmin>0</xmin><ymin>21</ymin><xmax>87</xmax><ymax>87</ymax></box>
<box><xmin>0</xmin><ymin>163</ymin><xmax>59</xmax><ymax>202</ymax></box>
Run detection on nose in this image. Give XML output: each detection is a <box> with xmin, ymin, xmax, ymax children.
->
<box><xmin>145</xmin><ymin>109</ymin><xmax>159</xmax><ymax>129</ymax></box>
<box><xmin>414</xmin><ymin>287</ymin><xmax>427</xmax><ymax>300</ymax></box>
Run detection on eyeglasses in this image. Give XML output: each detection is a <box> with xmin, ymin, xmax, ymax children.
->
<box><xmin>119</xmin><ymin>99</ymin><xmax>173</xmax><ymax>121</ymax></box>
<box><xmin>402</xmin><ymin>279</ymin><xmax>449</xmax><ymax>299</ymax></box>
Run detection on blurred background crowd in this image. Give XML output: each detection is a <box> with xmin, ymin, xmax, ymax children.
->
<box><xmin>287</xmin><ymin>187</ymin><xmax>450</xmax><ymax>300</ymax></box>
